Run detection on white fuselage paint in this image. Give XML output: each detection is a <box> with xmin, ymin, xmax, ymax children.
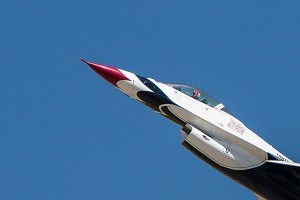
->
<box><xmin>115</xmin><ymin>72</ymin><xmax>292</xmax><ymax>170</ymax></box>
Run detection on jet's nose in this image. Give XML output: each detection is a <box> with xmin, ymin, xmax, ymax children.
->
<box><xmin>81</xmin><ymin>58</ymin><xmax>130</xmax><ymax>86</ymax></box>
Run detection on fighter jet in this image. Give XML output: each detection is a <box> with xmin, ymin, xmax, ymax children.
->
<box><xmin>81</xmin><ymin>59</ymin><xmax>300</xmax><ymax>200</ymax></box>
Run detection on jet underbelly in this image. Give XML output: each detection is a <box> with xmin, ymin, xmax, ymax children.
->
<box><xmin>162</xmin><ymin>104</ymin><xmax>267</xmax><ymax>170</ymax></box>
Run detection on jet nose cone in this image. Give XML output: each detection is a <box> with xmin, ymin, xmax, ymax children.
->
<box><xmin>81</xmin><ymin>58</ymin><xmax>130</xmax><ymax>86</ymax></box>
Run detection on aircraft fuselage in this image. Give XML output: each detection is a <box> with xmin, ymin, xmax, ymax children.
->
<box><xmin>82</xmin><ymin>59</ymin><xmax>300</xmax><ymax>200</ymax></box>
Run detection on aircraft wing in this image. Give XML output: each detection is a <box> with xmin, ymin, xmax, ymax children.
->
<box><xmin>257</xmin><ymin>160</ymin><xmax>300</xmax><ymax>199</ymax></box>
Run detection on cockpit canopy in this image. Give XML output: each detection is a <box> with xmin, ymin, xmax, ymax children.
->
<box><xmin>166</xmin><ymin>83</ymin><xmax>221</xmax><ymax>108</ymax></box>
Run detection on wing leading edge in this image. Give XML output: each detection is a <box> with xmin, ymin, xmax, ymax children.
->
<box><xmin>255</xmin><ymin>194</ymin><xmax>267</xmax><ymax>200</ymax></box>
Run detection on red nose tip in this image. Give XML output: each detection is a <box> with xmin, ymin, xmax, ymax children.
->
<box><xmin>81</xmin><ymin>58</ymin><xmax>130</xmax><ymax>86</ymax></box>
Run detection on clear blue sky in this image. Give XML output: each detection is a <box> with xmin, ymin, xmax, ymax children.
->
<box><xmin>1</xmin><ymin>1</ymin><xmax>300</xmax><ymax>200</ymax></box>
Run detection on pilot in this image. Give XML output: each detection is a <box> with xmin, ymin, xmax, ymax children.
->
<box><xmin>192</xmin><ymin>90</ymin><xmax>200</xmax><ymax>99</ymax></box>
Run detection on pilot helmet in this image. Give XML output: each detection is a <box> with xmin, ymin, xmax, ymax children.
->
<box><xmin>192</xmin><ymin>90</ymin><xmax>200</xmax><ymax>99</ymax></box>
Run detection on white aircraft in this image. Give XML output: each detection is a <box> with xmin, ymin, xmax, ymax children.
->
<box><xmin>81</xmin><ymin>59</ymin><xmax>300</xmax><ymax>200</ymax></box>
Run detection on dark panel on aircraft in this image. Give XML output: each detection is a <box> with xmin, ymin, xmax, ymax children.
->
<box><xmin>136</xmin><ymin>91</ymin><xmax>186</xmax><ymax>126</ymax></box>
<box><xmin>182</xmin><ymin>141</ymin><xmax>300</xmax><ymax>200</ymax></box>
<box><xmin>137</xmin><ymin>91</ymin><xmax>172</xmax><ymax>112</ymax></box>
<box><xmin>137</xmin><ymin>75</ymin><xmax>169</xmax><ymax>100</ymax></box>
